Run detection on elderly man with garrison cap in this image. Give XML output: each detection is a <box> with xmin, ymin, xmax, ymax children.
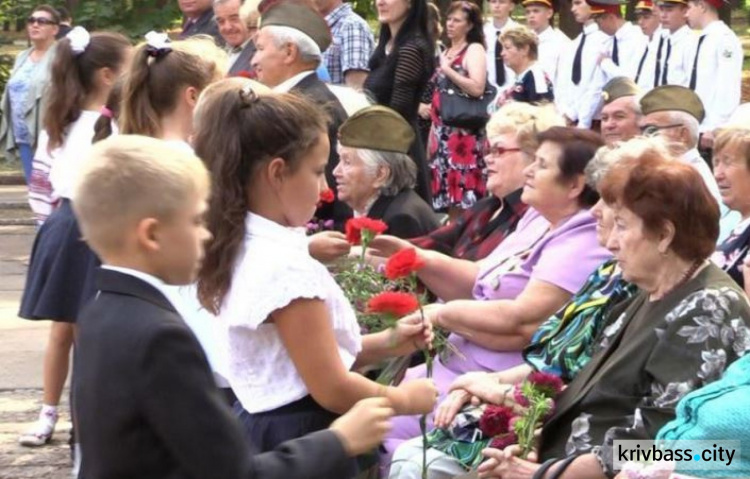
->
<box><xmin>639</xmin><ymin>85</ymin><xmax>740</xmax><ymax>240</ymax></box>
<box><xmin>600</xmin><ymin>76</ymin><xmax>641</xmax><ymax>145</ymax></box>
<box><xmin>253</xmin><ymin>1</ymin><xmax>351</xmax><ymax>229</ymax></box>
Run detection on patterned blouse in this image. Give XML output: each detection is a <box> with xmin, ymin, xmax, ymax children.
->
<box><xmin>409</xmin><ymin>189</ymin><xmax>528</xmax><ymax>261</ymax></box>
<box><xmin>523</xmin><ymin>258</ymin><xmax>638</xmax><ymax>382</ymax></box>
<box><xmin>710</xmin><ymin>216</ymin><xmax>750</xmax><ymax>289</ymax></box>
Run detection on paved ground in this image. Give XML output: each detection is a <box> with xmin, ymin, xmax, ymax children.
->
<box><xmin>0</xmin><ymin>185</ymin><xmax>72</xmax><ymax>478</ymax></box>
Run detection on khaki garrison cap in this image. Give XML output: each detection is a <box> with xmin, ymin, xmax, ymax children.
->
<box><xmin>260</xmin><ymin>2</ymin><xmax>332</xmax><ymax>51</ymax></box>
<box><xmin>640</xmin><ymin>85</ymin><xmax>706</xmax><ymax>123</ymax></box>
<box><xmin>601</xmin><ymin>77</ymin><xmax>640</xmax><ymax>105</ymax></box>
<box><xmin>338</xmin><ymin>106</ymin><xmax>415</xmax><ymax>154</ymax></box>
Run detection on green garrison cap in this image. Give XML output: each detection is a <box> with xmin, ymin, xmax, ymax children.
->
<box><xmin>640</xmin><ymin>85</ymin><xmax>705</xmax><ymax>123</ymax></box>
<box><xmin>338</xmin><ymin>106</ymin><xmax>415</xmax><ymax>154</ymax></box>
<box><xmin>260</xmin><ymin>2</ymin><xmax>332</xmax><ymax>51</ymax></box>
<box><xmin>601</xmin><ymin>77</ymin><xmax>640</xmax><ymax>105</ymax></box>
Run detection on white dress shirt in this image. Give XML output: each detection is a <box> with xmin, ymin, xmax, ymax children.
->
<box><xmin>556</xmin><ymin>22</ymin><xmax>609</xmax><ymax>128</ymax></box>
<box><xmin>536</xmin><ymin>26</ymin><xmax>571</xmax><ymax>90</ymax></box>
<box><xmin>599</xmin><ymin>21</ymin><xmax>649</xmax><ymax>81</ymax></box>
<box><xmin>484</xmin><ymin>17</ymin><xmax>520</xmax><ymax>90</ymax></box>
<box><xmin>635</xmin><ymin>26</ymin><xmax>664</xmax><ymax>92</ymax></box>
<box><xmin>654</xmin><ymin>24</ymin><xmax>698</xmax><ymax>88</ymax></box>
<box><xmin>690</xmin><ymin>20</ymin><xmax>743</xmax><ymax>133</ymax></box>
<box><xmin>218</xmin><ymin>212</ymin><xmax>362</xmax><ymax>413</ymax></box>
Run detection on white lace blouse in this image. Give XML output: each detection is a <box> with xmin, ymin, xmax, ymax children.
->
<box><xmin>219</xmin><ymin>212</ymin><xmax>363</xmax><ymax>413</ymax></box>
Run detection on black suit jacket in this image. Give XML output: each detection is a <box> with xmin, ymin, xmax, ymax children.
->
<box><xmin>228</xmin><ymin>41</ymin><xmax>257</xmax><ymax>76</ymax></box>
<box><xmin>291</xmin><ymin>72</ymin><xmax>352</xmax><ymax>230</ymax></box>
<box><xmin>368</xmin><ymin>189</ymin><xmax>440</xmax><ymax>239</ymax></box>
<box><xmin>180</xmin><ymin>8</ymin><xmax>222</xmax><ymax>45</ymax></box>
<box><xmin>74</xmin><ymin>268</ymin><xmax>355</xmax><ymax>479</ymax></box>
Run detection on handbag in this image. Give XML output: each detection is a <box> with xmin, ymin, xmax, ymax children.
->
<box><xmin>438</xmin><ymin>75</ymin><xmax>497</xmax><ymax>130</ymax></box>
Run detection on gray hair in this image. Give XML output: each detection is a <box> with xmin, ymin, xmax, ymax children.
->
<box><xmin>264</xmin><ymin>25</ymin><xmax>322</xmax><ymax>65</ymax></box>
<box><xmin>343</xmin><ymin>146</ymin><xmax>417</xmax><ymax>196</ymax></box>
<box><xmin>669</xmin><ymin>110</ymin><xmax>700</xmax><ymax>148</ymax></box>
<box><xmin>585</xmin><ymin>136</ymin><xmax>672</xmax><ymax>188</ymax></box>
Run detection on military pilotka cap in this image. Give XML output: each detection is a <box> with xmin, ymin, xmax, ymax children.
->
<box><xmin>655</xmin><ymin>0</ymin><xmax>688</xmax><ymax>7</ymax></box>
<box><xmin>260</xmin><ymin>2</ymin><xmax>332</xmax><ymax>51</ymax></box>
<box><xmin>640</xmin><ymin>85</ymin><xmax>706</xmax><ymax>123</ymax></box>
<box><xmin>338</xmin><ymin>106</ymin><xmax>415</xmax><ymax>154</ymax></box>
<box><xmin>601</xmin><ymin>77</ymin><xmax>640</xmax><ymax>105</ymax></box>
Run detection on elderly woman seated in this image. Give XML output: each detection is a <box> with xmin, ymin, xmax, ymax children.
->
<box><xmin>410</xmin><ymin>102</ymin><xmax>563</xmax><ymax>261</ymax></box>
<box><xmin>333</xmin><ymin>105</ymin><xmax>439</xmax><ymax>239</ymax></box>
<box><xmin>387</xmin><ymin>138</ymin><xmax>669</xmax><ymax>479</ymax></box>
<box><xmin>711</xmin><ymin>127</ymin><xmax>750</xmax><ymax>296</ymax></box>
<box><xmin>475</xmin><ymin>152</ymin><xmax>750</xmax><ymax>479</ymax></box>
<box><xmin>372</xmin><ymin>126</ymin><xmax>611</xmax><ymax>464</ymax></box>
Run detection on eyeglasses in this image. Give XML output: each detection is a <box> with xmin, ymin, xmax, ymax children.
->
<box><xmin>483</xmin><ymin>142</ymin><xmax>521</xmax><ymax>157</ymax></box>
<box><xmin>26</xmin><ymin>16</ymin><xmax>58</xmax><ymax>26</ymax></box>
<box><xmin>640</xmin><ymin>123</ymin><xmax>683</xmax><ymax>137</ymax></box>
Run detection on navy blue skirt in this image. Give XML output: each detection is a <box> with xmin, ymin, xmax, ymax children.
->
<box><xmin>234</xmin><ymin>395</ymin><xmax>339</xmax><ymax>454</ymax></box>
<box><xmin>18</xmin><ymin>199</ymin><xmax>100</xmax><ymax>322</ymax></box>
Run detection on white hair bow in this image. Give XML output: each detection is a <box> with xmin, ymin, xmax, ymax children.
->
<box><xmin>67</xmin><ymin>26</ymin><xmax>91</xmax><ymax>55</ymax></box>
<box><xmin>144</xmin><ymin>31</ymin><xmax>171</xmax><ymax>55</ymax></box>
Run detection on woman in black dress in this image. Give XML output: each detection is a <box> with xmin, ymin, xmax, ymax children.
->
<box><xmin>364</xmin><ymin>0</ymin><xmax>435</xmax><ymax>203</ymax></box>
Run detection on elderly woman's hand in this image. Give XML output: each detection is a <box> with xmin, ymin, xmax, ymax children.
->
<box><xmin>478</xmin><ymin>445</ymin><xmax>541</xmax><ymax>479</ymax></box>
<box><xmin>449</xmin><ymin>372</ymin><xmax>515</xmax><ymax>407</ymax></box>
<box><xmin>308</xmin><ymin>231</ymin><xmax>351</xmax><ymax>263</ymax></box>
<box><xmin>434</xmin><ymin>389</ymin><xmax>480</xmax><ymax>428</ymax></box>
<box><xmin>368</xmin><ymin>234</ymin><xmax>419</xmax><ymax>259</ymax></box>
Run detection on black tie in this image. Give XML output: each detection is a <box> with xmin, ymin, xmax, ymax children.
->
<box><xmin>689</xmin><ymin>35</ymin><xmax>706</xmax><ymax>90</ymax></box>
<box><xmin>495</xmin><ymin>33</ymin><xmax>505</xmax><ymax>86</ymax></box>
<box><xmin>611</xmin><ymin>36</ymin><xmax>619</xmax><ymax>65</ymax></box>
<box><xmin>661</xmin><ymin>39</ymin><xmax>671</xmax><ymax>85</ymax></box>
<box><xmin>572</xmin><ymin>32</ymin><xmax>586</xmax><ymax>85</ymax></box>
<box><xmin>654</xmin><ymin>35</ymin><xmax>664</xmax><ymax>88</ymax></box>
<box><xmin>635</xmin><ymin>45</ymin><xmax>648</xmax><ymax>84</ymax></box>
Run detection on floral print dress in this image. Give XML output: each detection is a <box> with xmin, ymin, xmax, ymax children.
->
<box><xmin>428</xmin><ymin>46</ymin><xmax>487</xmax><ymax>211</ymax></box>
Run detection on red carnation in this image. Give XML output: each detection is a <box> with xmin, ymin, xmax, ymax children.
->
<box><xmin>384</xmin><ymin>248</ymin><xmax>425</xmax><ymax>280</ymax></box>
<box><xmin>345</xmin><ymin>217</ymin><xmax>388</xmax><ymax>245</ymax></box>
<box><xmin>366</xmin><ymin>292</ymin><xmax>419</xmax><ymax>317</ymax></box>
<box><xmin>319</xmin><ymin>188</ymin><xmax>335</xmax><ymax>204</ymax></box>
<box><xmin>489</xmin><ymin>431</ymin><xmax>518</xmax><ymax>450</ymax></box>
<box><xmin>527</xmin><ymin>371</ymin><xmax>564</xmax><ymax>398</ymax></box>
<box><xmin>512</xmin><ymin>385</ymin><xmax>530</xmax><ymax>407</ymax></box>
<box><xmin>478</xmin><ymin>405</ymin><xmax>514</xmax><ymax>438</ymax></box>
<box><xmin>235</xmin><ymin>70</ymin><xmax>256</xmax><ymax>79</ymax></box>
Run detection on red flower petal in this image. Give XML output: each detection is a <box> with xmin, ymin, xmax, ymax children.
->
<box><xmin>384</xmin><ymin>248</ymin><xmax>425</xmax><ymax>280</ymax></box>
<box><xmin>366</xmin><ymin>292</ymin><xmax>419</xmax><ymax>317</ymax></box>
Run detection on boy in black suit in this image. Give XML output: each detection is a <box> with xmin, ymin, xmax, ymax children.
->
<box><xmin>70</xmin><ymin>135</ymin><xmax>393</xmax><ymax>479</ymax></box>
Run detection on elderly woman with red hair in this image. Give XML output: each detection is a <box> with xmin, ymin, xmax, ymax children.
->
<box><xmin>477</xmin><ymin>153</ymin><xmax>750</xmax><ymax>479</ymax></box>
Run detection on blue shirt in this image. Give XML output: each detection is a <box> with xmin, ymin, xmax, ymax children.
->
<box><xmin>7</xmin><ymin>58</ymin><xmax>38</xmax><ymax>144</ymax></box>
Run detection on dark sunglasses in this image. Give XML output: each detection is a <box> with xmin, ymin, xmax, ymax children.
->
<box><xmin>27</xmin><ymin>16</ymin><xmax>58</xmax><ymax>26</ymax></box>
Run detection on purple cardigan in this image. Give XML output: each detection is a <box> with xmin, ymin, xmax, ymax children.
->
<box><xmin>444</xmin><ymin>207</ymin><xmax>613</xmax><ymax>374</ymax></box>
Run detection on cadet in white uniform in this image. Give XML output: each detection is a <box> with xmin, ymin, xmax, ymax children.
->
<box><xmin>556</xmin><ymin>0</ymin><xmax>609</xmax><ymax>129</ymax></box>
<box><xmin>521</xmin><ymin>0</ymin><xmax>571</xmax><ymax>91</ymax></box>
<box><xmin>653</xmin><ymin>0</ymin><xmax>697</xmax><ymax>87</ymax></box>
<box><xmin>483</xmin><ymin>0</ymin><xmax>519</xmax><ymax>91</ymax></box>
<box><xmin>685</xmin><ymin>0</ymin><xmax>742</xmax><ymax>150</ymax></box>
<box><xmin>589</xmin><ymin>0</ymin><xmax>649</xmax><ymax>81</ymax></box>
<box><xmin>633</xmin><ymin>0</ymin><xmax>664</xmax><ymax>91</ymax></box>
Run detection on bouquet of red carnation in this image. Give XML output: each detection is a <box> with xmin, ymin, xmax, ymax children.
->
<box><xmin>306</xmin><ymin>189</ymin><xmax>338</xmax><ymax>235</ymax></box>
<box><xmin>509</xmin><ymin>371</ymin><xmax>564</xmax><ymax>458</ymax></box>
